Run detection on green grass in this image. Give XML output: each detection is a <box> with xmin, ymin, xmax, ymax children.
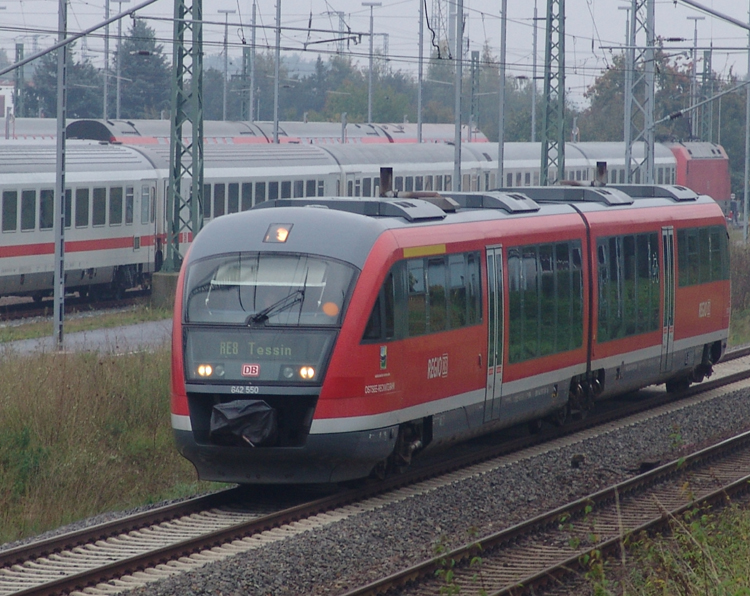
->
<box><xmin>582</xmin><ymin>503</ymin><xmax>750</xmax><ymax>595</ymax></box>
<box><xmin>0</xmin><ymin>303</ymin><xmax>171</xmax><ymax>343</ymax></box>
<box><xmin>0</xmin><ymin>348</ymin><xmax>217</xmax><ymax>544</ymax></box>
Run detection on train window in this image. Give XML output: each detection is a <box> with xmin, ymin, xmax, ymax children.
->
<box><xmin>65</xmin><ymin>189</ymin><xmax>72</xmax><ymax>228</ymax></box>
<box><xmin>424</xmin><ymin>176</ymin><xmax>433</xmax><ymax>191</ymax></box>
<box><xmin>533</xmin><ymin>172</ymin><xmax>540</xmax><ymax>186</ymax></box>
<box><xmin>677</xmin><ymin>226</ymin><xmax>729</xmax><ymax>286</ymax></box>
<box><xmin>597</xmin><ymin>233</ymin><xmax>659</xmax><ymax>342</ymax></box>
<box><xmin>435</xmin><ymin>175</ymin><xmax>443</xmax><ymax>191</ymax></box>
<box><xmin>281</xmin><ymin>180</ymin><xmax>292</xmax><ymax>199</ymax></box>
<box><xmin>448</xmin><ymin>254</ymin><xmax>467</xmax><ymax>328</ymax></box>
<box><xmin>363</xmin><ymin>178</ymin><xmax>372</xmax><ymax>197</ymax></box>
<box><xmin>2</xmin><ymin>191</ymin><xmax>17</xmax><ymax>232</ymax></box>
<box><xmin>20</xmin><ymin>190</ymin><xmax>36</xmax><ymax>231</ymax></box>
<box><xmin>406</xmin><ymin>177</ymin><xmax>414</xmax><ymax>192</ymax></box>
<box><xmin>40</xmin><ymin>189</ymin><xmax>54</xmax><ymax>230</ymax></box>
<box><xmin>242</xmin><ymin>183</ymin><xmax>253</xmax><ymax>210</ymax></box>
<box><xmin>445</xmin><ymin>175</ymin><xmax>452</xmax><ymax>191</ymax></box>
<box><xmin>506</xmin><ymin>173</ymin><xmax>513</xmax><ymax>187</ymax></box>
<box><xmin>141</xmin><ymin>186</ymin><xmax>151</xmax><ymax>225</ymax></box>
<box><xmin>427</xmin><ymin>258</ymin><xmax>447</xmax><ymax>332</ymax></box>
<box><xmin>203</xmin><ymin>184</ymin><xmax>212</xmax><ymax>219</ymax></box>
<box><xmin>355</xmin><ymin>179</ymin><xmax>362</xmax><ymax>197</ymax></box>
<box><xmin>125</xmin><ymin>187</ymin><xmax>134</xmax><ymax>224</ymax></box>
<box><xmin>305</xmin><ymin>180</ymin><xmax>316</xmax><ymax>197</ymax></box>
<box><xmin>75</xmin><ymin>188</ymin><xmax>89</xmax><ymax>228</ymax></box>
<box><xmin>657</xmin><ymin>168</ymin><xmax>663</xmax><ymax>184</ymax></box>
<box><xmin>363</xmin><ymin>272</ymin><xmax>395</xmax><ymax>342</ymax></box>
<box><xmin>395</xmin><ymin>177</ymin><xmax>404</xmax><ymax>192</ymax></box>
<box><xmin>213</xmin><ymin>184</ymin><xmax>226</xmax><ymax>218</ymax></box>
<box><xmin>293</xmin><ymin>180</ymin><xmax>304</xmax><ymax>198</ymax></box>
<box><xmin>415</xmin><ymin>176</ymin><xmax>423</xmax><ymax>191</ymax></box>
<box><xmin>256</xmin><ymin>182</ymin><xmax>266</xmax><ymax>204</ymax></box>
<box><xmin>407</xmin><ymin>260</ymin><xmax>426</xmax><ymax>336</ymax></box>
<box><xmin>110</xmin><ymin>187</ymin><xmax>123</xmax><ymax>225</ymax></box>
<box><xmin>269</xmin><ymin>181</ymin><xmax>279</xmax><ymax>201</ymax></box>
<box><xmin>317</xmin><ymin>180</ymin><xmax>325</xmax><ymax>196</ymax></box>
<box><xmin>463</xmin><ymin>174</ymin><xmax>471</xmax><ymax>191</ymax></box>
<box><xmin>508</xmin><ymin>241</ymin><xmax>583</xmax><ymax>363</ymax></box>
<box><xmin>514</xmin><ymin>172</ymin><xmax>521</xmax><ymax>187</ymax></box>
<box><xmin>228</xmin><ymin>183</ymin><xmax>239</xmax><ymax>213</ymax></box>
<box><xmin>347</xmin><ymin>180</ymin><xmax>353</xmax><ymax>196</ymax></box>
<box><xmin>524</xmin><ymin>172</ymin><xmax>531</xmax><ymax>186</ymax></box>
<box><xmin>93</xmin><ymin>187</ymin><xmax>106</xmax><ymax>226</ymax></box>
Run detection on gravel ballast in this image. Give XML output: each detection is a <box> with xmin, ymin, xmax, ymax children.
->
<box><xmin>118</xmin><ymin>385</ymin><xmax>750</xmax><ymax>596</ymax></box>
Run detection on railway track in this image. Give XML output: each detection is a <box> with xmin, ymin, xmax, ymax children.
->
<box><xmin>342</xmin><ymin>425</ymin><xmax>750</xmax><ymax>596</ymax></box>
<box><xmin>1</xmin><ymin>348</ymin><xmax>749</xmax><ymax>596</ymax></box>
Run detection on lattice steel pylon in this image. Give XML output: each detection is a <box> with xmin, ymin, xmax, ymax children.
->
<box><xmin>165</xmin><ymin>0</ymin><xmax>204</xmax><ymax>272</ymax></box>
<box><xmin>540</xmin><ymin>0</ymin><xmax>565</xmax><ymax>185</ymax></box>
<box><xmin>14</xmin><ymin>44</ymin><xmax>23</xmax><ymax>117</ymax></box>
<box><xmin>701</xmin><ymin>48</ymin><xmax>713</xmax><ymax>143</ymax></box>
<box><xmin>623</xmin><ymin>0</ymin><xmax>654</xmax><ymax>184</ymax></box>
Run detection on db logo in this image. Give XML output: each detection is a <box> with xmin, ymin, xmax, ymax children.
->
<box><xmin>242</xmin><ymin>364</ymin><xmax>260</xmax><ymax>377</ymax></box>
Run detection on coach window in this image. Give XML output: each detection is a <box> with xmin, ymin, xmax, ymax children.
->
<box><xmin>427</xmin><ymin>257</ymin><xmax>447</xmax><ymax>332</ymax></box>
<box><xmin>141</xmin><ymin>186</ymin><xmax>151</xmax><ymax>225</ymax></box>
<box><xmin>125</xmin><ymin>186</ymin><xmax>134</xmax><ymax>224</ymax></box>
<box><xmin>65</xmin><ymin>189</ymin><xmax>72</xmax><ymax>228</ymax></box>
<box><xmin>363</xmin><ymin>178</ymin><xmax>372</xmax><ymax>197</ymax></box>
<box><xmin>93</xmin><ymin>187</ymin><xmax>106</xmax><ymax>226</ymax></box>
<box><xmin>269</xmin><ymin>181</ymin><xmax>279</xmax><ymax>201</ymax></box>
<box><xmin>407</xmin><ymin>260</ymin><xmax>427</xmax><ymax>336</ymax></box>
<box><xmin>424</xmin><ymin>176</ymin><xmax>433</xmax><ymax>191</ymax></box>
<box><xmin>228</xmin><ymin>183</ymin><xmax>240</xmax><ymax>213</ymax></box>
<box><xmin>2</xmin><ymin>191</ymin><xmax>17</xmax><ymax>232</ymax></box>
<box><xmin>20</xmin><ymin>190</ymin><xmax>36</xmax><ymax>231</ymax></box>
<box><xmin>203</xmin><ymin>184</ymin><xmax>212</xmax><ymax>219</ymax></box>
<box><xmin>597</xmin><ymin>233</ymin><xmax>659</xmax><ymax>342</ymax></box>
<box><xmin>110</xmin><ymin>187</ymin><xmax>123</xmax><ymax>225</ymax></box>
<box><xmin>281</xmin><ymin>180</ymin><xmax>292</xmax><ymax>198</ymax></box>
<box><xmin>444</xmin><ymin>175</ymin><xmax>452</xmax><ymax>191</ymax></box>
<box><xmin>317</xmin><ymin>180</ymin><xmax>325</xmax><ymax>196</ymax></box>
<box><xmin>506</xmin><ymin>173</ymin><xmax>513</xmax><ymax>187</ymax></box>
<box><xmin>40</xmin><ymin>189</ymin><xmax>54</xmax><ymax>230</ymax></box>
<box><xmin>395</xmin><ymin>177</ymin><xmax>404</xmax><ymax>192</ymax></box>
<box><xmin>293</xmin><ymin>180</ymin><xmax>304</xmax><ymax>198</ymax></box>
<box><xmin>448</xmin><ymin>254</ymin><xmax>467</xmax><ymax>327</ymax></box>
<box><xmin>463</xmin><ymin>174</ymin><xmax>471</xmax><ymax>191</ymax></box>
<box><xmin>677</xmin><ymin>226</ymin><xmax>729</xmax><ymax>286</ymax></box>
<box><xmin>256</xmin><ymin>182</ymin><xmax>266</xmax><ymax>204</ymax></box>
<box><xmin>354</xmin><ymin>179</ymin><xmax>362</xmax><ymax>197</ymax></box>
<box><xmin>242</xmin><ymin>183</ymin><xmax>253</xmax><ymax>210</ymax></box>
<box><xmin>75</xmin><ymin>188</ymin><xmax>90</xmax><ymax>228</ymax></box>
<box><xmin>405</xmin><ymin>177</ymin><xmax>414</xmax><ymax>192</ymax></box>
<box><xmin>415</xmin><ymin>176</ymin><xmax>423</xmax><ymax>191</ymax></box>
<box><xmin>213</xmin><ymin>184</ymin><xmax>226</xmax><ymax>217</ymax></box>
<box><xmin>363</xmin><ymin>272</ymin><xmax>395</xmax><ymax>342</ymax></box>
<box><xmin>436</xmin><ymin>175</ymin><xmax>443</xmax><ymax>191</ymax></box>
<box><xmin>305</xmin><ymin>179</ymin><xmax>316</xmax><ymax>197</ymax></box>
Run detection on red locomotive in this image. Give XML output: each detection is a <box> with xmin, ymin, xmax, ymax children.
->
<box><xmin>171</xmin><ymin>184</ymin><xmax>729</xmax><ymax>484</ymax></box>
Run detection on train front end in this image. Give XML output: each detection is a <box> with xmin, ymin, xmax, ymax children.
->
<box><xmin>170</xmin><ymin>205</ymin><xmax>392</xmax><ymax>484</ymax></box>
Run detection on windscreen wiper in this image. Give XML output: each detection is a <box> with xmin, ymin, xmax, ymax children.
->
<box><xmin>246</xmin><ymin>289</ymin><xmax>304</xmax><ymax>325</ymax></box>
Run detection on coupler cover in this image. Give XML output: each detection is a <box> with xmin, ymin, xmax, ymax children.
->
<box><xmin>210</xmin><ymin>400</ymin><xmax>278</xmax><ymax>446</ymax></box>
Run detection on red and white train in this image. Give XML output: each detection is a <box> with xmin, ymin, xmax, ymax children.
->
<box><xmin>170</xmin><ymin>184</ymin><xmax>729</xmax><ymax>483</ymax></box>
<box><xmin>0</xmin><ymin>139</ymin><xmax>730</xmax><ymax>302</ymax></box>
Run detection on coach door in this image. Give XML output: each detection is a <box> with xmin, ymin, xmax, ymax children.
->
<box><xmin>484</xmin><ymin>246</ymin><xmax>504</xmax><ymax>421</ymax></box>
<box><xmin>661</xmin><ymin>227</ymin><xmax>676</xmax><ymax>372</ymax></box>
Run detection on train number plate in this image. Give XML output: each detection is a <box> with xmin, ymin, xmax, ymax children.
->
<box><xmin>231</xmin><ymin>386</ymin><xmax>260</xmax><ymax>395</ymax></box>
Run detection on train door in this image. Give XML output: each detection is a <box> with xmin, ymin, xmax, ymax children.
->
<box><xmin>661</xmin><ymin>227</ymin><xmax>676</xmax><ymax>372</ymax></box>
<box><xmin>484</xmin><ymin>246</ymin><xmax>504</xmax><ymax>421</ymax></box>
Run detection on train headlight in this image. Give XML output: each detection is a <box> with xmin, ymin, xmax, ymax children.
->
<box><xmin>197</xmin><ymin>364</ymin><xmax>213</xmax><ymax>377</ymax></box>
<box><xmin>282</xmin><ymin>366</ymin><xmax>295</xmax><ymax>379</ymax></box>
<box><xmin>214</xmin><ymin>364</ymin><xmax>225</xmax><ymax>378</ymax></box>
<box><xmin>299</xmin><ymin>366</ymin><xmax>316</xmax><ymax>380</ymax></box>
<box><xmin>264</xmin><ymin>223</ymin><xmax>293</xmax><ymax>243</ymax></box>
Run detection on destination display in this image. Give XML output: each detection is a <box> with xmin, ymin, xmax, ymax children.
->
<box><xmin>184</xmin><ymin>328</ymin><xmax>336</xmax><ymax>384</ymax></box>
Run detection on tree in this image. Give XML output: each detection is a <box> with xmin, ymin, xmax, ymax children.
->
<box><xmin>22</xmin><ymin>43</ymin><xmax>102</xmax><ymax>118</ymax></box>
<box><xmin>118</xmin><ymin>20</ymin><xmax>171</xmax><ymax>119</ymax></box>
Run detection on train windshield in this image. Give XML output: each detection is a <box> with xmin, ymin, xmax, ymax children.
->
<box><xmin>185</xmin><ymin>253</ymin><xmax>357</xmax><ymax>326</ymax></box>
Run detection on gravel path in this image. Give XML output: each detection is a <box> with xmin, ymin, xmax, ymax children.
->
<box><xmin>120</xmin><ymin>384</ymin><xmax>750</xmax><ymax>596</ymax></box>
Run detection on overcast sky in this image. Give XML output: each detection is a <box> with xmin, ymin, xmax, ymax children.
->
<box><xmin>3</xmin><ymin>0</ymin><xmax>750</xmax><ymax>107</ymax></box>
